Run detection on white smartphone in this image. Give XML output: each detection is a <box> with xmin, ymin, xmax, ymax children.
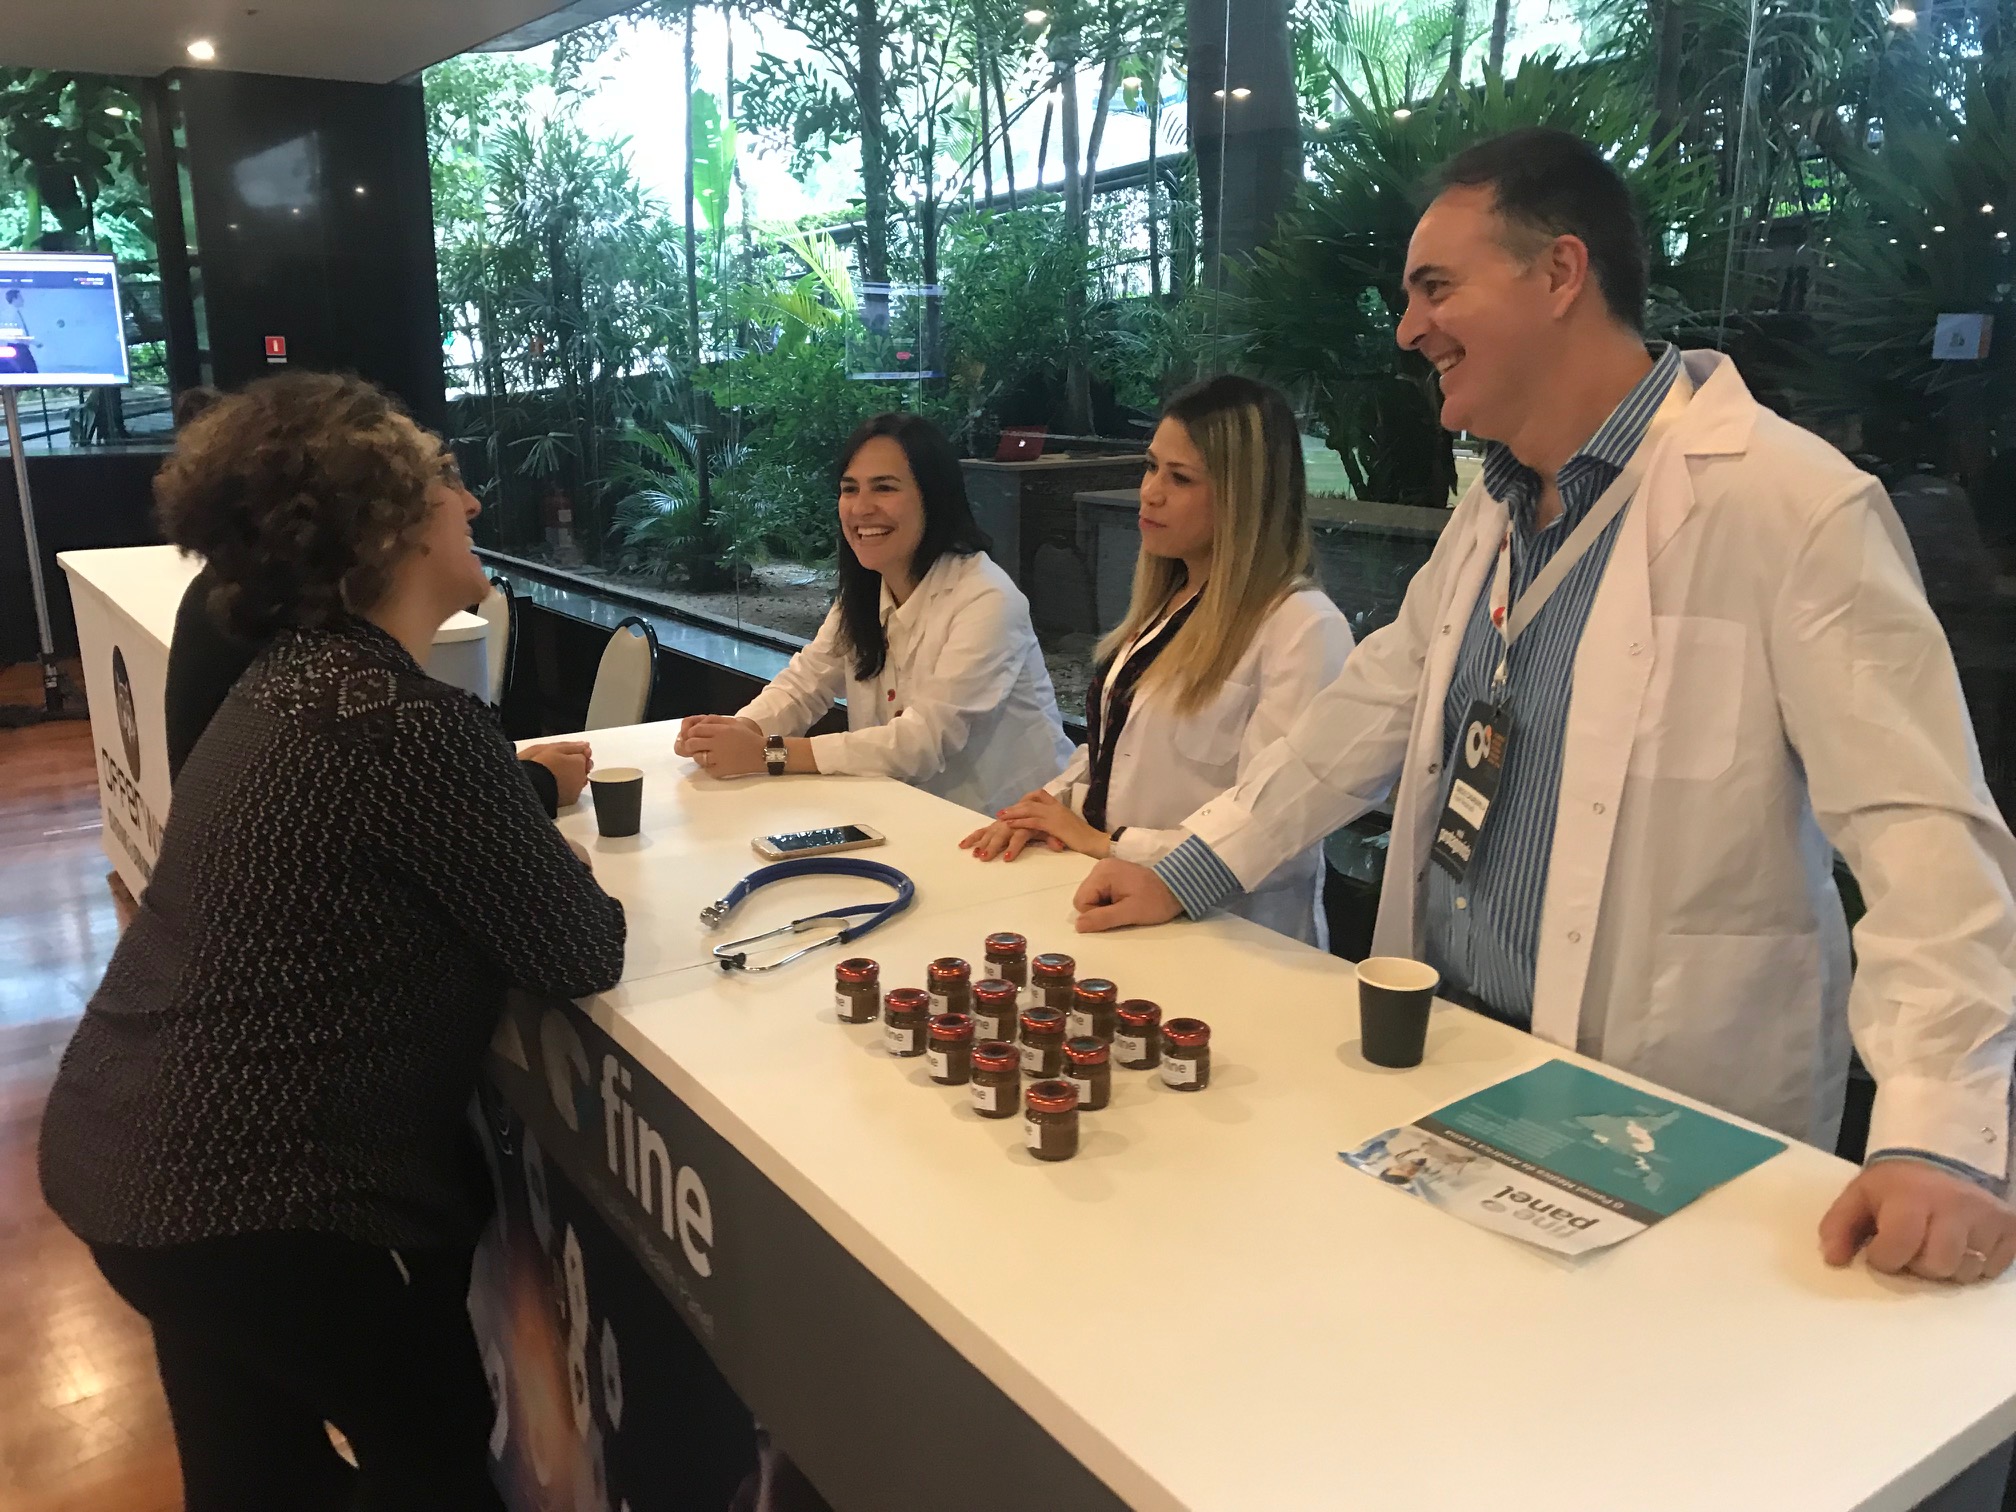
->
<box><xmin>752</xmin><ymin>823</ymin><xmax>887</xmax><ymax>861</ymax></box>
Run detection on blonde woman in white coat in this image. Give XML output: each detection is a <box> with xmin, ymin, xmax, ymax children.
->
<box><xmin>676</xmin><ymin>412</ymin><xmax>1071</xmax><ymax>814</ymax></box>
<box><xmin>960</xmin><ymin>375</ymin><xmax>1353</xmax><ymax>945</ymax></box>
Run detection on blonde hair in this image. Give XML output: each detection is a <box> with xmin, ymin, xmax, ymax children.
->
<box><xmin>1097</xmin><ymin>375</ymin><xmax>1314</xmax><ymax>715</ymax></box>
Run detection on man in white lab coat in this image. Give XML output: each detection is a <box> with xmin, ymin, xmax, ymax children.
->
<box><xmin>1074</xmin><ymin>129</ymin><xmax>2016</xmax><ymax>1290</ymax></box>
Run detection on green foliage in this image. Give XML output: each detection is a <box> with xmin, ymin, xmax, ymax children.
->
<box><xmin>940</xmin><ymin>205</ymin><xmax>1087</xmax><ymax>435</ymax></box>
<box><xmin>1239</xmin><ymin>54</ymin><xmax>1718</xmax><ymax>503</ymax></box>
<box><xmin>0</xmin><ymin>70</ymin><xmax>150</xmax><ymax>251</ymax></box>
<box><xmin>427</xmin><ymin>79</ymin><xmax>694</xmax><ymax>557</ymax></box>
<box><xmin>1803</xmin><ymin>55</ymin><xmax>2015</xmax><ymax>486</ymax></box>
<box><xmin>611</xmin><ymin>424</ymin><xmax>757</xmax><ymax>588</ymax></box>
<box><xmin>690</xmin><ymin>90</ymin><xmax>739</xmax><ymax>248</ymax></box>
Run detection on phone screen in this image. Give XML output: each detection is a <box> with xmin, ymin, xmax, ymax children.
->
<box><xmin>765</xmin><ymin>825</ymin><xmax>874</xmax><ymax>853</ymax></box>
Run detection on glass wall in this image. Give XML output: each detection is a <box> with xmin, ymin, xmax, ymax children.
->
<box><xmin>425</xmin><ymin>0</ymin><xmax>2014</xmax><ymax>811</ymax></box>
<box><xmin>0</xmin><ymin>69</ymin><xmax>173</xmax><ymax>452</ymax></box>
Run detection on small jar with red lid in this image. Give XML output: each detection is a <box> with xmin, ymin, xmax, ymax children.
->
<box><xmin>1023</xmin><ymin>1079</ymin><xmax>1080</xmax><ymax>1161</ymax></box>
<box><xmin>1113</xmin><ymin>1000</ymin><xmax>1162</xmax><ymax>1070</ymax></box>
<box><xmin>983</xmin><ymin>933</ymin><xmax>1029</xmax><ymax>1003</ymax></box>
<box><xmin>1031</xmin><ymin>952</ymin><xmax>1076</xmax><ymax>1011</ymax></box>
<box><xmin>1018</xmin><ymin>1005</ymin><xmax>1067</xmax><ymax>1078</ymax></box>
<box><xmin>970</xmin><ymin>978</ymin><xmax>1020</xmax><ymax>1042</ymax></box>
<box><xmin>882</xmin><ymin>987</ymin><xmax>931</xmax><ymax>1058</ymax></box>
<box><xmin>1159</xmin><ymin>1017</ymin><xmax>1211</xmax><ymax>1090</ymax></box>
<box><xmin>927</xmin><ymin>956</ymin><xmax>973</xmax><ymax>1017</ymax></box>
<box><xmin>833</xmin><ymin>958</ymin><xmax>880</xmax><ymax>1024</ymax></box>
<box><xmin>1062</xmin><ymin>1036</ymin><xmax>1111</xmax><ymax>1111</ymax></box>
<box><xmin>927</xmin><ymin>1013</ymin><xmax>974</xmax><ymax>1085</ymax></box>
<box><xmin>1067</xmin><ymin>977</ymin><xmax>1118</xmax><ymax>1042</ymax></box>
<box><xmin>969</xmin><ymin>1040</ymin><xmax>1020</xmax><ymax>1118</ymax></box>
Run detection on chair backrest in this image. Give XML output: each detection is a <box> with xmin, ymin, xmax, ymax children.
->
<box><xmin>476</xmin><ymin>576</ymin><xmax>516</xmax><ymax>705</ymax></box>
<box><xmin>582</xmin><ymin>616</ymin><xmax>659</xmax><ymax>731</ymax></box>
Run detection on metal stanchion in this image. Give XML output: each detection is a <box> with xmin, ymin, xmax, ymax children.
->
<box><xmin>1</xmin><ymin>387</ymin><xmax>84</xmax><ymax>725</ymax></box>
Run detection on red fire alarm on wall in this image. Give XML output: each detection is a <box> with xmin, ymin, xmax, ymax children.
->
<box><xmin>264</xmin><ymin>335</ymin><xmax>287</xmax><ymax>364</ymax></box>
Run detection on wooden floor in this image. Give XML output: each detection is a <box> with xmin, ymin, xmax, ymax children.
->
<box><xmin>0</xmin><ymin>661</ymin><xmax>183</xmax><ymax>1512</ymax></box>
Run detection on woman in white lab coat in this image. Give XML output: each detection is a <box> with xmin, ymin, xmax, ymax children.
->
<box><xmin>675</xmin><ymin>412</ymin><xmax>1072</xmax><ymax>815</ymax></box>
<box><xmin>959</xmin><ymin>375</ymin><xmax>1353</xmax><ymax>945</ymax></box>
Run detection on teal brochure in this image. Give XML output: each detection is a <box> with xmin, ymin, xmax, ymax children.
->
<box><xmin>1341</xmin><ymin>1059</ymin><xmax>1786</xmax><ymax>1255</ymax></box>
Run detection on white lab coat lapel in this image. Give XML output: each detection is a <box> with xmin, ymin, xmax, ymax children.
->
<box><xmin>1530</xmin><ymin>355</ymin><xmax>1753</xmax><ymax>1047</ymax></box>
<box><xmin>1374</xmin><ymin>496</ymin><xmax>1507</xmax><ymax>958</ymax></box>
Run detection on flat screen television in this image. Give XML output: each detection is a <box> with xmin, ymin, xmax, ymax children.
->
<box><xmin>0</xmin><ymin>250</ymin><xmax>130</xmax><ymax>387</ymax></box>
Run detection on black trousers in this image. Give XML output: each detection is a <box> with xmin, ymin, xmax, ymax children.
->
<box><xmin>93</xmin><ymin>1230</ymin><xmax>505</xmax><ymax>1512</ymax></box>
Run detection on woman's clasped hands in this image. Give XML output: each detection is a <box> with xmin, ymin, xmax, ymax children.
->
<box><xmin>959</xmin><ymin>788</ymin><xmax>1111</xmax><ymax>862</ymax></box>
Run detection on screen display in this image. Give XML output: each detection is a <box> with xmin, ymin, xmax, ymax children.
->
<box><xmin>765</xmin><ymin>825</ymin><xmax>874</xmax><ymax>853</ymax></box>
<box><xmin>0</xmin><ymin>251</ymin><xmax>131</xmax><ymax>388</ymax></box>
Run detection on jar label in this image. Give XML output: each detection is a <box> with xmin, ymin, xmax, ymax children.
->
<box><xmin>1023</xmin><ymin>1117</ymin><xmax>1043</xmax><ymax>1152</ymax></box>
<box><xmin>970</xmin><ymin>1080</ymin><xmax>1001</xmax><ymax>1113</ymax></box>
<box><xmin>1162</xmin><ymin>1055</ymin><xmax>1196</xmax><ymax>1087</ymax></box>
<box><xmin>975</xmin><ymin>1010</ymin><xmax>1009</xmax><ymax>1038</ymax></box>
<box><xmin>1019</xmin><ymin>1042</ymin><xmax>1046</xmax><ymax>1074</ymax></box>
<box><xmin>885</xmin><ymin>1024</ymin><xmax>916</xmax><ymax>1054</ymax></box>
<box><xmin>1067</xmin><ymin>1074</ymin><xmax>1096</xmax><ymax>1106</ymax></box>
<box><xmin>1066</xmin><ymin>1010</ymin><xmax>1094</xmax><ymax>1038</ymax></box>
<box><xmin>834</xmin><ymin>991</ymin><xmax>857</xmax><ymax>1017</ymax></box>
<box><xmin>1114</xmin><ymin>1033</ymin><xmax>1146</xmax><ymax>1062</ymax></box>
<box><xmin>929</xmin><ymin>990</ymin><xmax>951</xmax><ymax>1013</ymax></box>
<box><xmin>1018</xmin><ymin>985</ymin><xmax>1037</xmax><ymax>1010</ymax></box>
<box><xmin>926</xmin><ymin>1049</ymin><xmax>948</xmax><ymax>1077</ymax></box>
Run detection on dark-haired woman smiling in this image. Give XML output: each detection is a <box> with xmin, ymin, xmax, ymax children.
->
<box><xmin>676</xmin><ymin>413</ymin><xmax>1071</xmax><ymax>813</ymax></box>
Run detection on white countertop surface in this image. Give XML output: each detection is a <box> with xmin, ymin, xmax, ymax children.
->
<box><xmin>539</xmin><ymin>723</ymin><xmax>2016</xmax><ymax>1512</ymax></box>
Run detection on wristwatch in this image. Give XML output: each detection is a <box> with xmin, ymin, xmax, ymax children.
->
<box><xmin>764</xmin><ymin>735</ymin><xmax>788</xmax><ymax>776</ymax></box>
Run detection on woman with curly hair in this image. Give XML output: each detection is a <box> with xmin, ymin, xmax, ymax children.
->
<box><xmin>39</xmin><ymin>372</ymin><xmax>625</xmax><ymax>1512</ymax></box>
<box><xmin>161</xmin><ymin>386</ymin><xmax>594</xmax><ymax>809</ymax></box>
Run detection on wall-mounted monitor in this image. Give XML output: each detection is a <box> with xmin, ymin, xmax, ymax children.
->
<box><xmin>0</xmin><ymin>251</ymin><xmax>131</xmax><ymax>388</ymax></box>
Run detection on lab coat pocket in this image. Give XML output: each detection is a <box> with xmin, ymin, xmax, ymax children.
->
<box><xmin>1172</xmin><ymin>678</ymin><xmax>1254</xmax><ymax>769</ymax></box>
<box><xmin>1644</xmin><ymin>930</ymin><xmax>1822</xmax><ymax>1136</ymax></box>
<box><xmin>1627</xmin><ymin>616</ymin><xmax>1744</xmax><ymax>782</ymax></box>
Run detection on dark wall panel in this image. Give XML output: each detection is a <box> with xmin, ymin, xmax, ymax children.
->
<box><xmin>0</xmin><ymin>451</ymin><xmax>167</xmax><ymax>663</ymax></box>
<box><xmin>175</xmin><ymin>69</ymin><xmax>444</xmax><ymax>430</ymax></box>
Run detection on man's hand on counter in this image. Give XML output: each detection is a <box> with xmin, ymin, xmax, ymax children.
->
<box><xmin>1073</xmin><ymin>859</ymin><xmax>1181</xmax><ymax>932</ymax></box>
<box><xmin>1820</xmin><ymin>1160</ymin><xmax>2016</xmax><ymax>1284</ymax></box>
<box><xmin>523</xmin><ymin>741</ymin><xmax>594</xmax><ymax>806</ymax></box>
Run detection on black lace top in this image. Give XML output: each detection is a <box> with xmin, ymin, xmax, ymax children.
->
<box><xmin>40</xmin><ymin>618</ymin><xmax>626</xmax><ymax>1249</ymax></box>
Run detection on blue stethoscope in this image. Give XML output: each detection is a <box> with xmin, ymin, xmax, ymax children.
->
<box><xmin>702</xmin><ymin>857</ymin><xmax>916</xmax><ymax>972</ymax></box>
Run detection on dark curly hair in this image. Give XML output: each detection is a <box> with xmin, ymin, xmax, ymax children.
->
<box><xmin>154</xmin><ymin>372</ymin><xmax>454</xmax><ymax>640</ymax></box>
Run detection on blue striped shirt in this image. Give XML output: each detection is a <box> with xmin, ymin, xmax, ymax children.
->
<box><xmin>1420</xmin><ymin>342</ymin><xmax>1684</xmax><ymax>1024</ymax></box>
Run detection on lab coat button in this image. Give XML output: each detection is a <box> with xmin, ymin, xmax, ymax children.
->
<box><xmin>1568</xmin><ymin>930</ymin><xmax>1583</xmax><ymax>944</ymax></box>
<box><xmin>1428</xmin><ymin>762</ymin><xmax>1440</xmax><ymax>775</ymax></box>
<box><xmin>1441</xmin><ymin>624</ymin><xmax>1452</xmax><ymax>635</ymax></box>
<box><xmin>1593</xmin><ymin>801</ymin><xmax>1605</xmax><ymax>814</ymax></box>
<box><xmin>1628</xmin><ymin>642</ymin><xmax>1642</xmax><ymax>655</ymax></box>
<box><xmin>1455</xmin><ymin>897</ymin><xmax>1468</xmax><ymax>911</ymax></box>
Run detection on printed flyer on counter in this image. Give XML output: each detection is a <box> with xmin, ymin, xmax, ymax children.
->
<box><xmin>1340</xmin><ymin>1060</ymin><xmax>1786</xmax><ymax>1255</ymax></box>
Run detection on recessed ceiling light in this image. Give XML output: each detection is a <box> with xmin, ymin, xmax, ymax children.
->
<box><xmin>1983</xmin><ymin>203</ymin><xmax>1996</xmax><ymax>214</ymax></box>
<box><xmin>1393</xmin><ymin>107</ymin><xmax>1413</xmax><ymax>120</ymax></box>
<box><xmin>1887</xmin><ymin>4</ymin><xmax>1916</xmax><ymax>22</ymax></box>
<box><xmin>1121</xmin><ymin>76</ymin><xmax>1141</xmax><ymax>90</ymax></box>
<box><xmin>187</xmin><ymin>38</ymin><xmax>217</xmax><ymax>61</ymax></box>
<box><xmin>1933</xmin><ymin>224</ymin><xmax>1946</xmax><ymax>232</ymax></box>
<box><xmin>1231</xmin><ymin>87</ymin><xmax>1252</xmax><ymax>99</ymax></box>
<box><xmin>1022</xmin><ymin>8</ymin><xmax>1046</xmax><ymax>21</ymax></box>
<box><xmin>104</xmin><ymin>105</ymin><xmax>126</xmax><ymax>118</ymax></box>
<box><xmin>354</xmin><ymin>185</ymin><xmax>367</xmax><ymax>195</ymax></box>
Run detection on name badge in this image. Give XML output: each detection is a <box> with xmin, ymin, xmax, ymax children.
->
<box><xmin>1431</xmin><ymin>700</ymin><xmax>1510</xmax><ymax>883</ymax></box>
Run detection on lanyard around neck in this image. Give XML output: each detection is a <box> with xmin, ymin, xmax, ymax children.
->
<box><xmin>1485</xmin><ymin>380</ymin><xmax>1689</xmax><ymax>697</ymax></box>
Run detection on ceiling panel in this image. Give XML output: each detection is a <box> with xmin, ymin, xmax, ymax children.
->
<box><xmin>1</xmin><ymin>0</ymin><xmax>578</xmax><ymax>85</ymax></box>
